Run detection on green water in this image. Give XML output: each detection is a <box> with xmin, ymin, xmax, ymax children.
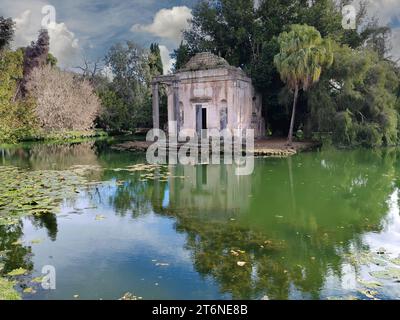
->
<box><xmin>1</xmin><ymin>140</ymin><xmax>400</xmax><ymax>300</ymax></box>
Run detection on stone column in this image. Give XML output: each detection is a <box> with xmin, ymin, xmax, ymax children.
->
<box><xmin>152</xmin><ymin>82</ymin><xmax>159</xmax><ymax>129</ymax></box>
<box><xmin>173</xmin><ymin>81</ymin><xmax>180</xmax><ymax>134</ymax></box>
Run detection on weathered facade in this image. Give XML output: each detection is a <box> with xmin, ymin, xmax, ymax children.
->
<box><xmin>152</xmin><ymin>52</ymin><xmax>265</xmax><ymax>138</ymax></box>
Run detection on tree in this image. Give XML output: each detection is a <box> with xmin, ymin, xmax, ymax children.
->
<box><xmin>183</xmin><ymin>0</ymin><xmax>393</xmax><ymax>138</ymax></box>
<box><xmin>0</xmin><ymin>17</ymin><xmax>14</xmax><ymax>51</ymax></box>
<box><xmin>26</xmin><ymin>65</ymin><xmax>100</xmax><ymax>132</ymax></box>
<box><xmin>149</xmin><ymin>43</ymin><xmax>163</xmax><ymax>75</ymax></box>
<box><xmin>21</xmin><ymin>29</ymin><xmax>50</xmax><ymax>97</ymax></box>
<box><xmin>171</xmin><ymin>41</ymin><xmax>192</xmax><ymax>71</ymax></box>
<box><xmin>274</xmin><ymin>24</ymin><xmax>333</xmax><ymax>145</ymax></box>
<box><xmin>0</xmin><ymin>49</ymin><xmax>38</xmax><ymax>142</ymax></box>
<box><xmin>309</xmin><ymin>44</ymin><xmax>400</xmax><ymax>147</ymax></box>
<box><xmin>101</xmin><ymin>41</ymin><xmax>153</xmax><ymax>131</ymax></box>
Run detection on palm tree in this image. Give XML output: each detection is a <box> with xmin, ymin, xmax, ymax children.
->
<box><xmin>274</xmin><ymin>24</ymin><xmax>333</xmax><ymax>145</ymax></box>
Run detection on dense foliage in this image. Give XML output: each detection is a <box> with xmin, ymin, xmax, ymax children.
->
<box><xmin>0</xmin><ymin>49</ymin><xmax>38</xmax><ymax>143</ymax></box>
<box><xmin>179</xmin><ymin>0</ymin><xmax>400</xmax><ymax>147</ymax></box>
<box><xmin>309</xmin><ymin>44</ymin><xmax>400</xmax><ymax>147</ymax></box>
<box><xmin>27</xmin><ymin>65</ymin><xmax>100</xmax><ymax>132</ymax></box>
<box><xmin>96</xmin><ymin>42</ymin><xmax>166</xmax><ymax>132</ymax></box>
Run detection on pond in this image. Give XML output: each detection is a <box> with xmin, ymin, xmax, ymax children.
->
<box><xmin>1</xmin><ymin>139</ymin><xmax>400</xmax><ymax>300</ymax></box>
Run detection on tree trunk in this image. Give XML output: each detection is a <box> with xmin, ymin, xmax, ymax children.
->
<box><xmin>287</xmin><ymin>85</ymin><xmax>299</xmax><ymax>146</ymax></box>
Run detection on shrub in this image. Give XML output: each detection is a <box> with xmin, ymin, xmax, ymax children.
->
<box><xmin>332</xmin><ymin>111</ymin><xmax>355</xmax><ymax>147</ymax></box>
<box><xmin>27</xmin><ymin>65</ymin><xmax>100</xmax><ymax>132</ymax></box>
<box><xmin>355</xmin><ymin>123</ymin><xmax>383</xmax><ymax>148</ymax></box>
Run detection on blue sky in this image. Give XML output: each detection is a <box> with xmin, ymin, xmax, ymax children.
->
<box><xmin>1</xmin><ymin>0</ymin><xmax>399</xmax><ymax>71</ymax></box>
<box><xmin>0</xmin><ymin>0</ymin><xmax>197</xmax><ymax>71</ymax></box>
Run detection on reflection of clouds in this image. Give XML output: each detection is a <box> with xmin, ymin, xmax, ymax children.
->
<box><xmin>320</xmin><ymin>189</ymin><xmax>400</xmax><ymax>299</ymax></box>
<box><xmin>48</xmin><ymin>193</ymin><xmax>193</xmax><ymax>268</ymax></box>
<box><xmin>363</xmin><ymin>189</ymin><xmax>400</xmax><ymax>256</ymax></box>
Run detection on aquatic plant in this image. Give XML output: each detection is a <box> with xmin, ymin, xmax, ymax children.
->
<box><xmin>0</xmin><ymin>166</ymin><xmax>91</xmax><ymax>225</ymax></box>
<box><xmin>0</xmin><ymin>277</ymin><xmax>20</xmax><ymax>300</ymax></box>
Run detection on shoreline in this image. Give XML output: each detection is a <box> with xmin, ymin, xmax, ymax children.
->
<box><xmin>112</xmin><ymin>138</ymin><xmax>322</xmax><ymax>157</ymax></box>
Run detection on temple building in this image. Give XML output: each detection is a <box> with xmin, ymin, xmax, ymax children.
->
<box><xmin>152</xmin><ymin>52</ymin><xmax>265</xmax><ymax>138</ymax></box>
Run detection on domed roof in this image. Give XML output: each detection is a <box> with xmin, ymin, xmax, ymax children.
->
<box><xmin>180</xmin><ymin>52</ymin><xmax>230</xmax><ymax>71</ymax></box>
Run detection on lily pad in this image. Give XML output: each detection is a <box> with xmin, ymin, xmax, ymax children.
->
<box><xmin>358</xmin><ymin>289</ymin><xmax>379</xmax><ymax>300</ymax></box>
<box><xmin>370</xmin><ymin>267</ymin><xmax>400</xmax><ymax>280</ymax></box>
<box><xmin>357</xmin><ymin>278</ymin><xmax>382</xmax><ymax>289</ymax></box>
<box><xmin>119</xmin><ymin>292</ymin><xmax>138</xmax><ymax>300</ymax></box>
<box><xmin>31</xmin><ymin>239</ymin><xmax>43</xmax><ymax>245</ymax></box>
<box><xmin>23</xmin><ymin>287</ymin><xmax>35</xmax><ymax>294</ymax></box>
<box><xmin>7</xmin><ymin>268</ymin><xmax>28</xmax><ymax>277</ymax></box>
<box><xmin>0</xmin><ymin>277</ymin><xmax>21</xmax><ymax>300</ymax></box>
<box><xmin>0</xmin><ymin>166</ymin><xmax>97</xmax><ymax>226</ymax></box>
<box><xmin>31</xmin><ymin>276</ymin><xmax>44</xmax><ymax>284</ymax></box>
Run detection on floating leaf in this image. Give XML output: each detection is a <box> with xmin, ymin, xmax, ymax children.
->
<box><xmin>31</xmin><ymin>276</ymin><xmax>44</xmax><ymax>284</ymax></box>
<box><xmin>358</xmin><ymin>289</ymin><xmax>378</xmax><ymax>299</ymax></box>
<box><xmin>23</xmin><ymin>287</ymin><xmax>35</xmax><ymax>294</ymax></box>
<box><xmin>31</xmin><ymin>239</ymin><xmax>43</xmax><ymax>245</ymax></box>
<box><xmin>119</xmin><ymin>292</ymin><xmax>139</xmax><ymax>300</ymax></box>
<box><xmin>0</xmin><ymin>278</ymin><xmax>21</xmax><ymax>300</ymax></box>
<box><xmin>370</xmin><ymin>268</ymin><xmax>400</xmax><ymax>280</ymax></box>
<box><xmin>7</xmin><ymin>268</ymin><xmax>27</xmax><ymax>277</ymax></box>
<box><xmin>357</xmin><ymin>278</ymin><xmax>382</xmax><ymax>289</ymax></box>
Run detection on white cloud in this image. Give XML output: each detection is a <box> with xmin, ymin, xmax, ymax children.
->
<box><xmin>131</xmin><ymin>6</ymin><xmax>192</xmax><ymax>44</ymax></box>
<box><xmin>352</xmin><ymin>0</ymin><xmax>400</xmax><ymax>61</ymax></box>
<box><xmin>390</xmin><ymin>28</ymin><xmax>400</xmax><ymax>62</ymax></box>
<box><xmin>159</xmin><ymin>45</ymin><xmax>175</xmax><ymax>74</ymax></box>
<box><xmin>12</xmin><ymin>10</ymin><xmax>32</xmax><ymax>46</ymax></box>
<box><xmin>2</xmin><ymin>1</ymin><xmax>81</xmax><ymax>69</ymax></box>
<box><xmin>47</xmin><ymin>22</ymin><xmax>81</xmax><ymax>68</ymax></box>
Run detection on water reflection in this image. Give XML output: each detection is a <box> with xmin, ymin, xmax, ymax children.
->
<box><xmin>0</xmin><ymin>222</ymin><xmax>33</xmax><ymax>275</ymax></box>
<box><xmin>1</xmin><ymin>142</ymin><xmax>400</xmax><ymax>299</ymax></box>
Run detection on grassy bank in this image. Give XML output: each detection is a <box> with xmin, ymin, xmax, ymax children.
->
<box><xmin>0</xmin><ymin>129</ymin><xmax>109</xmax><ymax>147</ymax></box>
<box><xmin>23</xmin><ymin>129</ymin><xmax>109</xmax><ymax>142</ymax></box>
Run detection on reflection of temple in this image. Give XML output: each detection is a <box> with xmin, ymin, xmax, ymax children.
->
<box><xmin>154</xmin><ymin>164</ymin><xmax>254</xmax><ymax>217</ymax></box>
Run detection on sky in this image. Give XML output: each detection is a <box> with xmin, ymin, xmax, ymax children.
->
<box><xmin>0</xmin><ymin>0</ymin><xmax>399</xmax><ymax>73</ymax></box>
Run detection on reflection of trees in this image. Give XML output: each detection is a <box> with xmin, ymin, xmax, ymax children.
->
<box><xmin>141</xmin><ymin>149</ymin><xmax>396</xmax><ymax>299</ymax></box>
<box><xmin>30</xmin><ymin>213</ymin><xmax>58</xmax><ymax>241</ymax></box>
<box><xmin>90</xmin><ymin>168</ymin><xmax>164</xmax><ymax>218</ymax></box>
<box><xmin>0</xmin><ymin>222</ymin><xmax>33</xmax><ymax>275</ymax></box>
<box><xmin>0</xmin><ymin>142</ymin><xmax>99</xmax><ymax>170</ymax></box>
